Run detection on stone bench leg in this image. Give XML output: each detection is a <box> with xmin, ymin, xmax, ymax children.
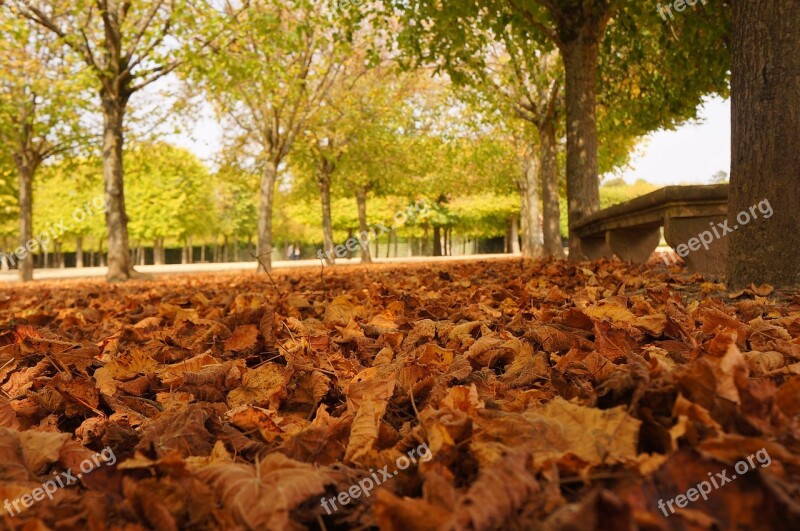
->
<box><xmin>607</xmin><ymin>227</ymin><xmax>661</xmax><ymax>263</ymax></box>
<box><xmin>664</xmin><ymin>215</ymin><xmax>729</xmax><ymax>277</ymax></box>
<box><xmin>580</xmin><ymin>236</ymin><xmax>612</xmax><ymax>260</ymax></box>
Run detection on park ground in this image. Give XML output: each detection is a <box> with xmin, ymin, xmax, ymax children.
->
<box><xmin>0</xmin><ymin>257</ymin><xmax>799</xmax><ymax>529</ymax></box>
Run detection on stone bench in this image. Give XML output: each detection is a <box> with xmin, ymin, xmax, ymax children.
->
<box><xmin>571</xmin><ymin>184</ymin><xmax>729</xmax><ymax>276</ymax></box>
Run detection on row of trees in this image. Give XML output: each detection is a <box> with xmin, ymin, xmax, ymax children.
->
<box><xmin>2</xmin><ymin>1</ymin><xmax>792</xmax><ymax>287</ymax></box>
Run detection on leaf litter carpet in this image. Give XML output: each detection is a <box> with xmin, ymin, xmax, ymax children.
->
<box><xmin>0</xmin><ymin>258</ymin><xmax>799</xmax><ymax>530</ymax></box>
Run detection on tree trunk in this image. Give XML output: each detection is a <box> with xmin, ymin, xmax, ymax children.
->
<box><xmin>318</xmin><ymin>164</ymin><xmax>335</xmax><ymax>264</ymax></box>
<box><xmin>75</xmin><ymin>237</ymin><xmax>84</xmax><ymax>268</ymax></box>
<box><xmin>510</xmin><ymin>217</ymin><xmax>520</xmax><ymax>254</ymax></box>
<box><xmin>222</xmin><ymin>235</ymin><xmax>228</xmax><ymax>262</ymax></box>
<box><xmin>154</xmin><ymin>238</ymin><xmax>164</xmax><ymax>265</ymax></box>
<box><xmin>356</xmin><ymin>188</ymin><xmax>372</xmax><ymax>264</ymax></box>
<box><xmin>345</xmin><ymin>229</ymin><xmax>354</xmax><ymax>258</ymax></box>
<box><xmin>257</xmin><ymin>160</ymin><xmax>278</xmax><ymax>272</ymax></box>
<box><xmin>728</xmin><ymin>0</ymin><xmax>800</xmax><ymax>288</ymax></box>
<box><xmin>561</xmin><ymin>35</ymin><xmax>602</xmax><ymax>259</ymax></box>
<box><xmin>101</xmin><ymin>93</ymin><xmax>135</xmax><ymax>281</ymax></box>
<box><xmin>540</xmin><ymin>120</ymin><xmax>565</xmax><ymax>257</ymax></box>
<box><xmin>433</xmin><ymin>226</ymin><xmax>442</xmax><ymax>256</ymax></box>
<box><xmin>16</xmin><ymin>163</ymin><xmax>34</xmax><ymax>281</ymax></box>
<box><xmin>200</xmin><ymin>243</ymin><xmax>206</xmax><ymax>262</ymax></box>
<box><xmin>55</xmin><ymin>242</ymin><xmax>64</xmax><ymax>268</ymax></box>
<box><xmin>519</xmin><ymin>153</ymin><xmax>543</xmax><ymax>258</ymax></box>
<box><xmin>1</xmin><ymin>237</ymin><xmax>8</xmax><ymax>270</ymax></box>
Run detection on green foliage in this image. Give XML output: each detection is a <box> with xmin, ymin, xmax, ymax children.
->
<box><xmin>34</xmin><ymin>157</ymin><xmax>105</xmax><ymax>249</ymax></box>
<box><xmin>125</xmin><ymin>143</ymin><xmax>217</xmax><ymax>243</ymax></box>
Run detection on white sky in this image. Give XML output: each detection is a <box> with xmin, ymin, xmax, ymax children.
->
<box><xmin>610</xmin><ymin>96</ymin><xmax>730</xmax><ymax>185</ymax></box>
<box><xmin>164</xmin><ymin>89</ymin><xmax>731</xmax><ymax>188</ymax></box>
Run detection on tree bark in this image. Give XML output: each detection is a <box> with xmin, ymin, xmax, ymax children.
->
<box><xmin>561</xmin><ymin>31</ymin><xmax>602</xmax><ymax>259</ymax></box>
<box><xmin>356</xmin><ymin>188</ymin><xmax>372</xmax><ymax>264</ymax></box>
<box><xmin>318</xmin><ymin>162</ymin><xmax>336</xmax><ymax>264</ymax></box>
<box><xmin>728</xmin><ymin>0</ymin><xmax>800</xmax><ymax>288</ymax></box>
<box><xmin>519</xmin><ymin>153</ymin><xmax>543</xmax><ymax>258</ymax></box>
<box><xmin>16</xmin><ymin>163</ymin><xmax>34</xmax><ymax>281</ymax></box>
<box><xmin>257</xmin><ymin>161</ymin><xmax>278</xmax><ymax>271</ymax></box>
<box><xmin>101</xmin><ymin>93</ymin><xmax>136</xmax><ymax>281</ymax></box>
<box><xmin>510</xmin><ymin>217</ymin><xmax>521</xmax><ymax>254</ymax></box>
<box><xmin>154</xmin><ymin>238</ymin><xmax>165</xmax><ymax>265</ymax></box>
<box><xmin>2</xmin><ymin>237</ymin><xmax>9</xmax><ymax>270</ymax></box>
<box><xmin>433</xmin><ymin>226</ymin><xmax>443</xmax><ymax>256</ymax></box>
<box><xmin>75</xmin><ymin>237</ymin><xmax>84</xmax><ymax>268</ymax></box>
<box><xmin>540</xmin><ymin>121</ymin><xmax>565</xmax><ymax>257</ymax></box>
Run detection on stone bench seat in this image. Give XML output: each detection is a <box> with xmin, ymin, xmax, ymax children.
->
<box><xmin>571</xmin><ymin>184</ymin><xmax>729</xmax><ymax>275</ymax></box>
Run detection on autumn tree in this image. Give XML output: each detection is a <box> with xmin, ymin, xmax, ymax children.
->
<box><xmin>385</xmin><ymin>0</ymin><xmax>730</xmax><ymax>258</ymax></box>
<box><xmin>11</xmin><ymin>0</ymin><xmax>193</xmax><ymax>281</ymax></box>
<box><xmin>189</xmin><ymin>0</ymin><xmax>347</xmax><ymax>272</ymax></box>
<box><xmin>0</xmin><ymin>11</ymin><xmax>89</xmax><ymax>281</ymax></box>
<box><xmin>291</xmin><ymin>52</ymin><xmax>382</xmax><ymax>264</ymax></box>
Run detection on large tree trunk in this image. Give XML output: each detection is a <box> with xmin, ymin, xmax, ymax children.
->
<box><xmin>318</xmin><ymin>162</ymin><xmax>336</xmax><ymax>264</ymax></box>
<box><xmin>540</xmin><ymin>120</ymin><xmax>565</xmax><ymax>257</ymax></box>
<box><xmin>257</xmin><ymin>160</ymin><xmax>278</xmax><ymax>272</ymax></box>
<box><xmin>16</xmin><ymin>163</ymin><xmax>34</xmax><ymax>282</ymax></box>
<box><xmin>519</xmin><ymin>153</ymin><xmax>543</xmax><ymax>258</ymax></box>
<box><xmin>356</xmin><ymin>187</ymin><xmax>372</xmax><ymax>264</ymax></box>
<box><xmin>561</xmin><ymin>33</ymin><xmax>602</xmax><ymax>259</ymax></box>
<box><xmin>728</xmin><ymin>0</ymin><xmax>800</xmax><ymax>288</ymax></box>
<box><xmin>101</xmin><ymin>94</ymin><xmax>135</xmax><ymax>281</ymax></box>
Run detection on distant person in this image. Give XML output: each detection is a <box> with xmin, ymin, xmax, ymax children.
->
<box><xmin>292</xmin><ymin>243</ymin><xmax>301</xmax><ymax>260</ymax></box>
<box><xmin>286</xmin><ymin>244</ymin><xmax>295</xmax><ymax>261</ymax></box>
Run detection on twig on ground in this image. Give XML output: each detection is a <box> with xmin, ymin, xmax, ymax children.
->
<box><xmin>250</xmin><ymin>251</ymin><xmax>284</xmax><ymax>297</ymax></box>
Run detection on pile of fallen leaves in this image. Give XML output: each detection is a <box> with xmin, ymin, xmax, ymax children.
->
<box><xmin>0</xmin><ymin>257</ymin><xmax>799</xmax><ymax>530</ymax></box>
